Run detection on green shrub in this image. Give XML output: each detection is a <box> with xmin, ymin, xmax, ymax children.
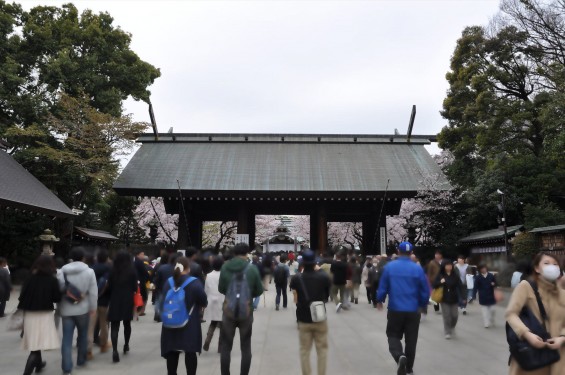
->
<box><xmin>512</xmin><ymin>232</ymin><xmax>539</xmax><ymax>260</ymax></box>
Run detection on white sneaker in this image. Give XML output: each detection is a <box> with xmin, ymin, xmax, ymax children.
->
<box><xmin>462</xmin><ymin>308</ymin><xmax>467</xmax><ymax>315</ymax></box>
<box><xmin>336</xmin><ymin>303</ymin><xmax>342</xmax><ymax>313</ymax></box>
<box><xmin>445</xmin><ymin>334</ymin><xmax>451</xmax><ymax>340</ymax></box>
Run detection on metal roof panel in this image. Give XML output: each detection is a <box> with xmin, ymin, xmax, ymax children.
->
<box><xmin>114</xmin><ymin>141</ymin><xmax>449</xmax><ymax>195</ymax></box>
<box><xmin>0</xmin><ymin>151</ymin><xmax>74</xmax><ymax>217</ymax></box>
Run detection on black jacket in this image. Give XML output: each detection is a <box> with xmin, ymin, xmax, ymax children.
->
<box><xmin>18</xmin><ymin>272</ymin><xmax>61</xmax><ymax>311</ymax></box>
<box><xmin>434</xmin><ymin>272</ymin><xmax>461</xmax><ymax>304</ymax></box>
<box><xmin>473</xmin><ymin>272</ymin><xmax>497</xmax><ymax>306</ymax></box>
<box><xmin>330</xmin><ymin>261</ymin><xmax>347</xmax><ymax>286</ymax></box>
<box><xmin>107</xmin><ymin>270</ymin><xmax>138</xmax><ymax>322</ymax></box>
<box><xmin>0</xmin><ymin>267</ymin><xmax>11</xmax><ymax>301</ymax></box>
<box><xmin>134</xmin><ymin>257</ymin><xmax>150</xmax><ymax>286</ymax></box>
<box><xmin>154</xmin><ymin>264</ymin><xmax>174</xmax><ymax>293</ymax></box>
<box><xmin>92</xmin><ymin>262</ymin><xmax>111</xmax><ymax>306</ymax></box>
<box><xmin>289</xmin><ymin>269</ymin><xmax>331</xmax><ymax>323</ymax></box>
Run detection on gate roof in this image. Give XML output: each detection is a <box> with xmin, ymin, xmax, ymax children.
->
<box><xmin>114</xmin><ymin>133</ymin><xmax>448</xmax><ymax>197</ymax></box>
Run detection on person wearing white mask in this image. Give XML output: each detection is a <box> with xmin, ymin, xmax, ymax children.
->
<box><xmin>505</xmin><ymin>252</ymin><xmax>565</xmax><ymax>374</ymax></box>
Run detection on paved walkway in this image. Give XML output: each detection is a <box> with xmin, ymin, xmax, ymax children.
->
<box><xmin>0</xmin><ymin>286</ymin><xmax>510</xmax><ymax>374</ymax></box>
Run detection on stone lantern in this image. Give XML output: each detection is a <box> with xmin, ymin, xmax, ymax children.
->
<box><xmin>148</xmin><ymin>217</ymin><xmax>159</xmax><ymax>244</ymax></box>
<box><xmin>37</xmin><ymin>229</ymin><xmax>60</xmax><ymax>256</ymax></box>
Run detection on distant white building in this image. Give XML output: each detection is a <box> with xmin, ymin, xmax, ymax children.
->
<box><xmin>263</xmin><ymin>225</ymin><xmax>298</xmax><ymax>253</ymax></box>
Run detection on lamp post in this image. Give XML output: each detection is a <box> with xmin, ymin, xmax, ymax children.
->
<box><xmin>497</xmin><ymin>189</ymin><xmax>510</xmax><ymax>261</ymax></box>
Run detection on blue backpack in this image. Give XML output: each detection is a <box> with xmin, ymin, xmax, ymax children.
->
<box><xmin>161</xmin><ymin>277</ymin><xmax>196</xmax><ymax>328</ymax></box>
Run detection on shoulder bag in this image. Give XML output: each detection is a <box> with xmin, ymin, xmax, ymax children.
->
<box><xmin>7</xmin><ymin>309</ymin><xmax>24</xmax><ymax>331</ymax></box>
<box><xmin>63</xmin><ymin>271</ymin><xmax>85</xmax><ymax>304</ymax></box>
<box><xmin>298</xmin><ymin>274</ymin><xmax>326</xmax><ymax>323</ymax></box>
<box><xmin>505</xmin><ymin>280</ymin><xmax>560</xmax><ymax>371</ymax></box>
<box><xmin>431</xmin><ymin>287</ymin><xmax>443</xmax><ymax>304</ymax></box>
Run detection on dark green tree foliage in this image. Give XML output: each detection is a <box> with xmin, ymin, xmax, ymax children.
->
<box><xmin>0</xmin><ymin>2</ymin><xmax>159</xmax><ymax>128</ymax></box>
<box><xmin>99</xmin><ymin>192</ymin><xmax>149</xmax><ymax>246</ymax></box>
<box><xmin>439</xmin><ymin>0</ymin><xmax>565</xmax><ymax>234</ymax></box>
<box><xmin>0</xmin><ymin>210</ymin><xmax>50</xmax><ymax>265</ymax></box>
<box><xmin>0</xmin><ymin>2</ymin><xmax>159</xmax><ymax>258</ymax></box>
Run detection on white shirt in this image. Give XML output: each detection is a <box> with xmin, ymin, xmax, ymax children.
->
<box><xmin>465</xmin><ymin>274</ymin><xmax>475</xmax><ymax>289</ymax></box>
<box><xmin>456</xmin><ymin>263</ymin><xmax>468</xmax><ymax>284</ymax></box>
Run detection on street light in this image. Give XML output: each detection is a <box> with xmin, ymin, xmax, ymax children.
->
<box><xmin>497</xmin><ymin>189</ymin><xmax>510</xmax><ymax>261</ymax></box>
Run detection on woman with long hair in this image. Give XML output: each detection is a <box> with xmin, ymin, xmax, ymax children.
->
<box><xmin>506</xmin><ymin>252</ymin><xmax>565</xmax><ymax>374</ymax></box>
<box><xmin>160</xmin><ymin>256</ymin><xmax>207</xmax><ymax>375</ymax></box>
<box><xmin>106</xmin><ymin>250</ymin><xmax>138</xmax><ymax>363</ymax></box>
<box><xmin>433</xmin><ymin>260</ymin><xmax>462</xmax><ymax>339</ymax></box>
<box><xmin>18</xmin><ymin>255</ymin><xmax>62</xmax><ymax>374</ymax></box>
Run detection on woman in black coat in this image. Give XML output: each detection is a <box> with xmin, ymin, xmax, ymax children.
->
<box><xmin>433</xmin><ymin>261</ymin><xmax>462</xmax><ymax>339</ymax></box>
<box><xmin>18</xmin><ymin>255</ymin><xmax>62</xmax><ymax>375</ymax></box>
<box><xmin>160</xmin><ymin>256</ymin><xmax>207</xmax><ymax>375</ymax></box>
<box><xmin>106</xmin><ymin>250</ymin><xmax>138</xmax><ymax>363</ymax></box>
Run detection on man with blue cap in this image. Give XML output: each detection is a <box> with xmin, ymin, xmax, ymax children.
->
<box><xmin>376</xmin><ymin>241</ymin><xmax>429</xmax><ymax>375</ymax></box>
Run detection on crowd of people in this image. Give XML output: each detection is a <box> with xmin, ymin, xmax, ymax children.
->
<box><xmin>3</xmin><ymin>242</ymin><xmax>565</xmax><ymax>375</ymax></box>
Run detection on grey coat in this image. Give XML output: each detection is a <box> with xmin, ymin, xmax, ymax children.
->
<box><xmin>57</xmin><ymin>262</ymin><xmax>97</xmax><ymax>316</ymax></box>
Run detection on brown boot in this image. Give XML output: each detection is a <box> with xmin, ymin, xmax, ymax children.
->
<box><xmin>203</xmin><ymin>325</ymin><xmax>214</xmax><ymax>352</ymax></box>
<box><xmin>100</xmin><ymin>342</ymin><xmax>111</xmax><ymax>353</ymax></box>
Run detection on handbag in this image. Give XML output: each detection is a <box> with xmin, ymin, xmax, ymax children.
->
<box><xmin>506</xmin><ymin>280</ymin><xmax>560</xmax><ymax>371</ymax></box>
<box><xmin>7</xmin><ymin>309</ymin><xmax>24</xmax><ymax>331</ymax></box>
<box><xmin>494</xmin><ymin>288</ymin><xmax>505</xmax><ymax>303</ymax></box>
<box><xmin>133</xmin><ymin>285</ymin><xmax>144</xmax><ymax>308</ymax></box>
<box><xmin>431</xmin><ymin>287</ymin><xmax>443</xmax><ymax>304</ymax></box>
<box><xmin>298</xmin><ymin>274</ymin><xmax>327</xmax><ymax>323</ymax></box>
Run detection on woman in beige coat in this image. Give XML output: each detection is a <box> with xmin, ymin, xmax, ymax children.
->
<box><xmin>505</xmin><ymin>252</ymin><xmax>565</xmax><ymax>375</ymax></box>
<box><xmin>203</xmin><ymin>256</ymin><xmax>224</xmax><ymax>352</ymax></box>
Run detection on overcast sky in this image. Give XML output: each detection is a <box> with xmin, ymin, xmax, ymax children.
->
<box><xmin>22</xmin><ymin>0</ymin><xmax>501</xmax><ymax>151</ymax></box>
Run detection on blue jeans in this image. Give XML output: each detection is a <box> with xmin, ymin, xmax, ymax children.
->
<box><xmin>467</xmin><ymin>289</ymin><xmax>474</xmax><ymax>301</ymax></box>
<box><xmin>62</xmin><ymin>313</ymin><xmax>89</xmax><ymax>373</ymax></box>
<box><xmin>253</xmin><ymin>296</ymin><xmax>260</xmax><ymax>310</ymax></box>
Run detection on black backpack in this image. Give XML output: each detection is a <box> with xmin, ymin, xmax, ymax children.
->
<box><xmin>223</xmin><ymin>264</ymin><xmax>252</xmax><ymax>322</ymax></box>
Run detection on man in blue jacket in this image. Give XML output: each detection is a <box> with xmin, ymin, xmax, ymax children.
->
<box><xmin>376</xmin><ymin>242</ymin><xmax>430</xmax><ymax>375</ymax></box>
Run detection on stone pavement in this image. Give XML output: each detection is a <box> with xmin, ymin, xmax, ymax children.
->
<box><xmin>0</xmin><ymin>286</ymin><xmax>510</xmax><ymax>375</ymax></box>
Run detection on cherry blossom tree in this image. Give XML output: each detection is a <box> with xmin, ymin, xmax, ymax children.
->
<box><xmin>291</xmin><ymin>215</ymin><xmax>311</xmax><ymax>244</ymax></box>
<box><xmin>327</xmin><ymin>222</ymin><xmax>362</xmax><ymax>250</ymax></box>
<box><xmin>135</xmin><ymin>197</ymin><xmax>178</xmax><ymax>245</ymax></box>
<box><xmin>255</xmin><ymin>215</ymin><xmax>282</xmax><ymax>244</ymax></box>
<box><xmin>202</xmin><ymin>221</ymin><xmax>237</xmax><ymax>251</ymax></box>
<box><xmin>386</xmin><ymin>150</ymin><xmax>462</xmax><ymax>247</ymax></box>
